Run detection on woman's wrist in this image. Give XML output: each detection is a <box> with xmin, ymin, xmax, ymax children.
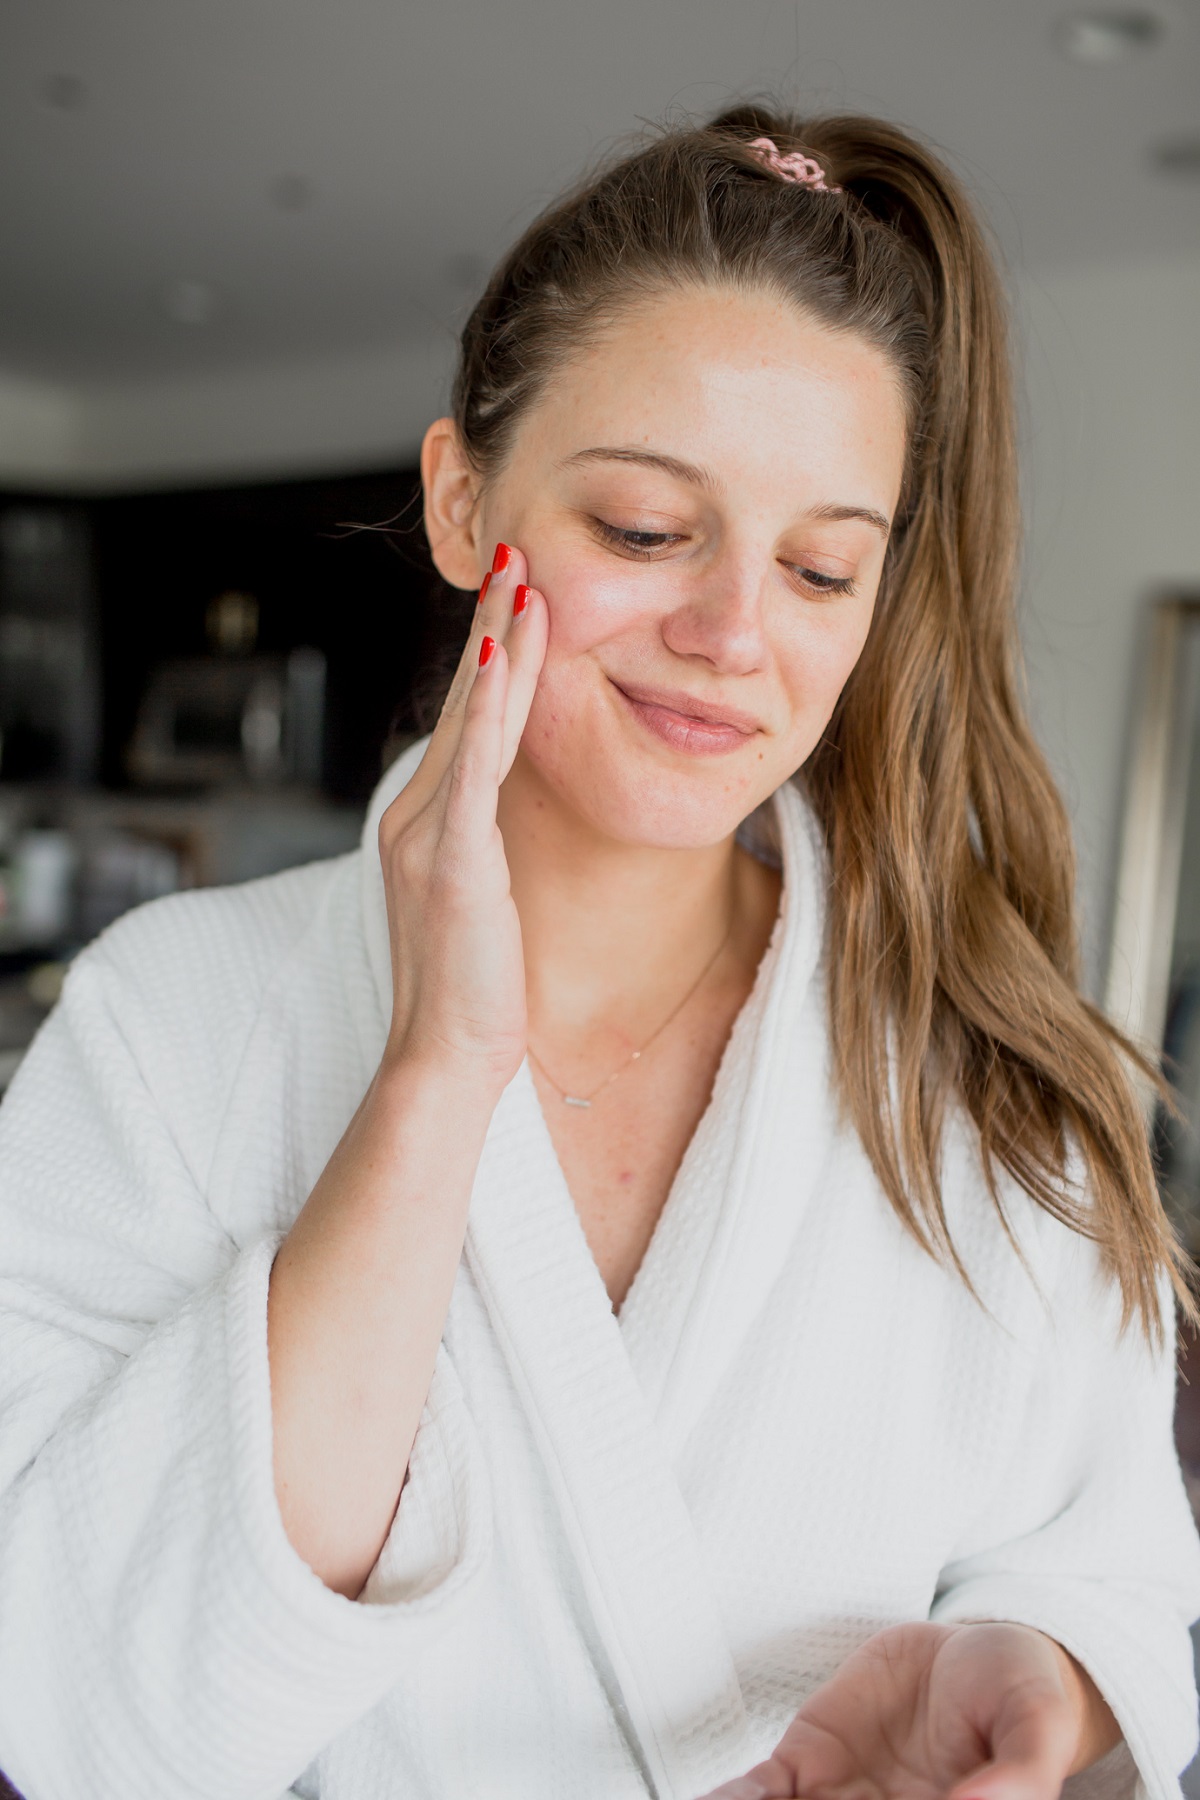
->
<box><xmin>376</xmin><ymin>1034</ymin><xmax>514</xmax><ymax>1113</ymax></box>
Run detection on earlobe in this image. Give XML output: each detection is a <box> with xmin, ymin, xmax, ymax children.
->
<box><xmin>420</xmin><ymin>417</ymin><xmax>484</xmax><ymax>590</ymax></box>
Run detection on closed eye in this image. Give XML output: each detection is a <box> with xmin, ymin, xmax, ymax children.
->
<box><xmin>592</xmin><ymin>520</ymin><xmax>683</xmax><ymax>557</ymax></box>
<box><xmin>593</xmin><ymin>520</ymin><xmax>855</xmax><ymax>596</ymax></box>
<box><xmin>785</xmin><ymin>565</ymin><xmax>856</xmax><ymax>598</ymax></box>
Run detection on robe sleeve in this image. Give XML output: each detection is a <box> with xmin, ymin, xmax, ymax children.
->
<box><xmin>0</xmin><ymin>933</ymin><xmax>491</xmax><ymax>1800</ymax></box>
<box><xmin>930</xmin><ymin>1224</ymin><xmax>1200</xmax><ymax>1800</ymax></box>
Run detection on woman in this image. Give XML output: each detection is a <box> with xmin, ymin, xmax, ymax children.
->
<box><xmin>0</xmin><ymin>105</ymin><xmax>1196</xmax><ymax>1800</ymax></box>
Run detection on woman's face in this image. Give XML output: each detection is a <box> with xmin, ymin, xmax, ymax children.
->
<box><xmin>445</xmin><ymin>284</ymin><xmax>908</xmax><ymax>848</ymax></box>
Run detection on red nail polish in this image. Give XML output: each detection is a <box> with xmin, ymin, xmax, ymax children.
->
<box><xmin>477</xmin><ymin>572</ymin><xmax>491</xmax><ymax>605</ymax></box>
<box><xmin>478</xmin><ymin>635</ymin><xmax>496</xmax><ymax>667</ymax></box>
<box><xmin>492</xmin><ymin>542</ymin><xmax>512</xmax><ymax>574</ymax></box>
<box><xmin>513</xmin><ymin>584</ymin><xmax>530</xmax><ymax>617</ymax></box>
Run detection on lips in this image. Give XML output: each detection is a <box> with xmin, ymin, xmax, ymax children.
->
<box><xmin>609</xmin><ymin>678</ymin><xmax>761</xmax><ymax>756</ymax></box>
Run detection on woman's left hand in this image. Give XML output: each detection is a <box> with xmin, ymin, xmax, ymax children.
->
<box><xmin>697</xmin><ymin>1621</ymin><xmax>1115</xmax><ymax>1800</ymax></box>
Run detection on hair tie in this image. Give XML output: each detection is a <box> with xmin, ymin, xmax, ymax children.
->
<box><xmin>747</xmin><ymin>136</ymin><xmax>842</xmax><ymax>193</ymax></box>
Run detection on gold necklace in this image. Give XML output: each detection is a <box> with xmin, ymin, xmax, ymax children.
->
<box><xmin>526</xmin><ymin>920</ymin><xmax>733</xmax><ymax>1109</ymax></box>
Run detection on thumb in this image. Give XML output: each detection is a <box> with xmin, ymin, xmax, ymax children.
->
<box><xmin>694</xmin><ymin>1755</ymin><xmax>795</xmax><ymax>1799</ymax></box>
<box><xmin>948</xmin><ymin>1701</ymin><xmax>1079</xmax><ymax>1800</ymax></box>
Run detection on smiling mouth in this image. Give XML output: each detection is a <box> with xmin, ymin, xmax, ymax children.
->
<box><xmin>609</xmin><ymin>679</ymin><xmax>761</xmax><ymax>755</ymax></box>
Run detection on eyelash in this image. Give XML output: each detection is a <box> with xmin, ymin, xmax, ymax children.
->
<box><xmin>787</xmin><ymin>567</ymin><xmax>856</xmax><ymax>598</ymax></box>
<box><xmin>593</xmin><ymin>521</ymin><xmax>680</xmax><ymax>556</ymax></box>
<box><xmin>593</xmin><ymin>520</ymin><xmax>856</xmax><ymax>598</ymax></box>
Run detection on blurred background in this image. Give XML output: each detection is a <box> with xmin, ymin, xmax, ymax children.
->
<box><xmin>0</xmin><ymin>0</ymin><xmax>1199</xmax><ymax>1663</ymax></box>
<box><xmin>1</xmin><ymin>0</ymin><xmax>1197</xmax><ymax>993</ymax></box>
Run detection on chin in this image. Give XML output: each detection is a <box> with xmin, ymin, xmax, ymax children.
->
<box><xmin>585</xmin><ymin>783</ymin><xmax>747</xmax><ymax>849</ymax></box>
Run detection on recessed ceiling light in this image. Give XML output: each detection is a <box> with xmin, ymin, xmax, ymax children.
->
<box><xmin>161</xmin><ymin>279</ymin><xmax>218</xmax><ymax>326</ymax></box>
<box><xmin>41</xmin><ymin>73</ymin><xmax>87</xmax><ymax>111</ymax></box>
<box><xmin>269</xmin><ymin>173</ymin><xmax>315</xmax><ymax>212</ymax></box>
<box><xmin>1055</xmin><ymin>10</ymin><xmax>1164</xmax><ymax>61</ymax></box>
<box><xmin>1153</xmin><ymin>137</ymin><xmax>1200</xmax><ymax>178</ymax></box>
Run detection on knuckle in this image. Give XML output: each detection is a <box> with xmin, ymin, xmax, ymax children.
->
<box><xmin>391</xmin><ymin>835</ymin><xmax>422</xmax><ymax>882</ymax></box>
<box><xmin>445</xmin><ymin>751</ymin><xmax>479</xmax><ymax>809</ymax></box>
<box><xmin>377</xmin><ymin>798</ymin><xmax>404</xmax><ymax>846</ymax></box>
<box><xmin>382</xmin><ymin>815</ymin><xmax>432</xmax><ymax>886</ymax></box>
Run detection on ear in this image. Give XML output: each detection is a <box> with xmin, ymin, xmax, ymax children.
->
<box><xmin>421</xmin><ymin>417</ymin><xmax>485</xmax><ymax>591</ymax></box>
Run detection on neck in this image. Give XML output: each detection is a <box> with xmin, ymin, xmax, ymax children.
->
<box><xmin>497</xmin><ymin>750</ymin><xmax>746</xmax><ymax>1039</ymax></box>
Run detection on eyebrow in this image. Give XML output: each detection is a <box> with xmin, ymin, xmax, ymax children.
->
<box><xmin>807</xmin><ymin>501</ymin><xmax>892</xmax><ymax>539</ymax></box>
<box><xmin>560</xmin><ymin>446</ymin><xmax>891</xmax><ymax>538</ymax></box>
<box><xmin>562</xmin><ymin>445</ymin><xmax>720</xmax><ymax>493</ymax></box>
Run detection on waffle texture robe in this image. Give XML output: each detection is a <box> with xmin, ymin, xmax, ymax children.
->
<box><xmin>0</xmin><ymin>737</ymin><xmax>1198</xmax><ymax>1800</ymax></box>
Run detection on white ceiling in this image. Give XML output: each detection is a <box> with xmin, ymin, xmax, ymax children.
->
<box><xmin>0</xmin><ymin>0</ymin><xmax>1197</xmax><ymax>389</ymax></box>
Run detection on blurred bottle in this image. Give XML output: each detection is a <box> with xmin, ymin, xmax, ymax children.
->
<box><xmin>14</xmin><ymin>829</ymin><xmax>76</xmax><ymax>943</ymax></box>
<box><xmin>77</xmin><ymin>831</ymin><xmax>179</xmax><ymax>941</ymax></box>
<box><xmin>285</xmin><ymin>646</ymin><xmax>326</xmax><ymax>786</ymax></box>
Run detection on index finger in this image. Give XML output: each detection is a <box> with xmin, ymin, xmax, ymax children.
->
<box><xmin>423</xmin><ymin>539</ymin><xmax>538</xmax><ymax>787</ymax></box>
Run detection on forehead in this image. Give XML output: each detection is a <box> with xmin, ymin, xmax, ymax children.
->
<box><xmin>512</xmin><ymin>284</ymin><xmax>909</xmax><ymax>501</ymax></box>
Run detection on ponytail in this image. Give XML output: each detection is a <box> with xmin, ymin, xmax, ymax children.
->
<box><xmin>450</xmin><ymin>104</ymin><xmax>1190</xmax><ymax>1342</ymax></box>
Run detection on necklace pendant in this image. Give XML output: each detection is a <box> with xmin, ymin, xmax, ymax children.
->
<box><xmin>562</xmin><ymin>1094</ymin><xmax>591</xmax><ymax>1108</ymax></box>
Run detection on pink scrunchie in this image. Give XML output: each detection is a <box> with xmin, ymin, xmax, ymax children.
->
<box><xmin>747</xmin><ymin>136</ymin><xmax>842</xmax><ymax>194</ymax></box>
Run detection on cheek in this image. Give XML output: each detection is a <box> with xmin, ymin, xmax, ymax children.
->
<box><xmin>515</xmin><ymin>572</ymin><xmax>614</xmax><ymax>761</ymax></box>
<box><xmin>518</xmin><ymin>559</ymin><xmax>666</xmax><ymax>777</ymax></box>
<box><xmin>776</xmin><ymin>603</ymin><xmax>874</xmax><ymax>739</ymax></box>
<box><xmin>534</xmin><ymin>550</ymin><xmax>662</xmax><ymax>655</ymax></box>
<box><xmin>524</xmin><ymin>553</ymin><xmax>671</xmax><ymax>733</ymax></box>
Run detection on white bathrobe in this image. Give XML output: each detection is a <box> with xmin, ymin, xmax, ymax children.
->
<box><xmin>0</xmin><ymin>737</ymin><xmax>1198</xmax><ymax>1800</ymax></box>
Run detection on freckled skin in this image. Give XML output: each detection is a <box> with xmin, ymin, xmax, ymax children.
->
<box><xmin>472</xmin><ymin>286</ymin><xmax>907</xmax><ymax>852</ymax></box>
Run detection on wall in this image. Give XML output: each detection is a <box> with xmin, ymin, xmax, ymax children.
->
<box><xmin>1017</xmin><ymin>254</ymin><xmax>1200</xmax><ymax>1000</ymax></box>
<box><xmin>0</xmin><ymin>333</ymin><xmax>456</xmax><ymax>492</ymax></box>
<box><xmin>0</xmin><ymin>368</ymin><xmax>80</xmax><ymax>484</ymax></box>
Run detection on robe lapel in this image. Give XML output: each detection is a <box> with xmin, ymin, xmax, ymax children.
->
<box><xmin>465</xmin><ymin>1068</ymin><xmax>751</xmax><ymax>1798</ymax></box>
<box><xmin>632</xmin><ymin>781</ymin><xmax>834</xmax><ymax>1464</ymax></box>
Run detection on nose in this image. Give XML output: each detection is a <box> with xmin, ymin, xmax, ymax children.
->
<box><xmin>659</xmin><ymin>560</ymin><xmax>769</xmax><ymax>677</ymax></box>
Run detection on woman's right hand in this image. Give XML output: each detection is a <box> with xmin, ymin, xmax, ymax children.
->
<box><xmin>267</xmin><ymin>543</ymin><xmax>548</xmax><ymax>1599</ymax></box>
<box><xmin>377</xmin><ymin>542</ymin><xmax>549</xmax><ymax>1093</ymax></box>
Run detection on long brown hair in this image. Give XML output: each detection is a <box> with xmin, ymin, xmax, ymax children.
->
<box><xmin>450</xmin><ymin>102</ymin><xmax>1189</xmax><ymax>1342</ymax></box>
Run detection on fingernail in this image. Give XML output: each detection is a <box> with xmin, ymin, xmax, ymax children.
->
<box><xmin>491</xmin><ymin>542</ymin><xmax>512</xmax><ymax>575</ymax></box>
<box><xmin>478</xmin><ymin>635</ymin><xmax>496</xmax><ymax>668</ymax></box>
<box><xmin>513</xmin><ymin>584</ymin><xmax>530</xmax><ymax>618</ymax></box>
<box><xmin>477</xmin><ymin>572</ymin><xmax>491</xmax><ymax>606</ymax></box>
